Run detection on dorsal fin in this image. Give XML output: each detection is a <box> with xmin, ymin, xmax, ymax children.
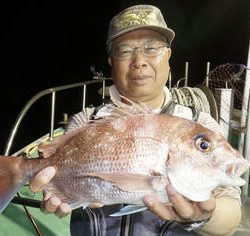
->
<box><xmin>38</xmin><ymin>129</ymin><xmax>82</xmax><ymax>158</ymax></box>
<box><xmin>111</xmin><ymin>95</ymin><xmax>153</xmax><ymax>116</ymax></box>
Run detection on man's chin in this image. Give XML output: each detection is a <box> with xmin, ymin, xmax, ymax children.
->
<box><xmin>122</xmin><ymin>92</ymin><xmax>152</xmax><ymax>103</ymax></box>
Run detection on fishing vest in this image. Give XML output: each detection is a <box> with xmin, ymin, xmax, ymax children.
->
<box><xmin>70</xmin><ymin>204</ymin><xmax>201</xmax><ymax>236</ymax></box>
<box><xmin>69</xmin><ymin>101</ymin><xmax>202</xmax><ymax>236</ymax></box>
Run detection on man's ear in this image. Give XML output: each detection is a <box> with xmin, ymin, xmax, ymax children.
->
<box><xmin>108</xmin><ymin>57</ymin><xmax>112</xmax><ymax>66</ymax></box>
<box><xmin>167</xmin><ymin>48</ymin><xmax>172</xmax><ymax>59</ymax></box>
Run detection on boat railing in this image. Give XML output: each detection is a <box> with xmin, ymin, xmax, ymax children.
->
<box><xmin>4</xmin><ymin>77</ymin><xmax>112</xmax><ymax>156</ymax></box>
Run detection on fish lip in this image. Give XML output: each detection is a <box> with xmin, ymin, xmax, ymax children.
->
<box><xmin>225</xmin><ymin>175</ymin><xmax>246</xmax><ymax>186</ymax></box>
<box><xmin>234</xmin><ymin>176</ymin><xmax>246</xmax><ymax>186</ymax></box>
<box><xmin>223</xmin><ymin>159</ymin><xmax>250</xmax><ymax>178</ymax></box>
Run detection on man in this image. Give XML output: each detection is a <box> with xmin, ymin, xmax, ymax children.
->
<box><xmin>30</xmin><ymin>5</ymin><xmax>242</xmax><ymax>235</ymax></box>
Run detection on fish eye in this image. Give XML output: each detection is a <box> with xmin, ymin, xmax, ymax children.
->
<box><xmin>195</xmin><ymin>136</ymin><xmax>212</xmax><ymax>152</ymax></box>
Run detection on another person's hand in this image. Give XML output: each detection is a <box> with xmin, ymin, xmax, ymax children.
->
<box><xmin>143</xmin><ymin>183</ymin><xmax>215</xmax><ymax>223</ymax></box>
<box><xmin>29</xmin><ymin>167</ymin><xmax>71</xmax><ymax>218</ymax></box>
<box><xmin>29</xmin><ymin>167</ymin><xmax>104</xmax><ymax>218</ymax></box>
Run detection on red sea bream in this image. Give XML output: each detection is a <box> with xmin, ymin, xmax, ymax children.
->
<box><xmin>0</xmin><ymin>112</ymin><xmax>249</xmax><ymax>215</ymax></box>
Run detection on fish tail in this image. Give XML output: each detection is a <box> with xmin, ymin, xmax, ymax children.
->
<box><xmin>0</xmin><ymin>156</ymin><xmax>26</xmax><ymax>213</ymax></box>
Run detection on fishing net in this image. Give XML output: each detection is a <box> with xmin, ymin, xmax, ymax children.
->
<box><xmin>170</xmin><ymin>63</ymin><xmax>250</xmax><ymax>131</ymax></box>
<box><xmin>206</xmin><ymin>63</ymin><xmax>249</xmax><ymax>110</ymax></box>
<box><xmin>204</xmin><ymin>63</ymin><xmax>250</xmax><ymax>133</ymax></box>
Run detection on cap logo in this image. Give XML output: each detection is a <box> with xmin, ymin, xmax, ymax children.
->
<box><xmin>114</xmin><ymin>9</ymin><xmax>156</xmax><ymax>31</ymax></box>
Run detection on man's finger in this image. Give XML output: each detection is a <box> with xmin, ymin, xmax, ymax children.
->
<box><xmin>41</xmin><ymin>196</ymin><xmax>61</xmax><ymax>213</ymax></box>
<box><xmin>198</xmin><ymin>196</ymin><xmax>216</xmax><ymax>214</ymax></box>
<box><xmin>166</xmin><ymin>184</ymin><xmax>194</xmax><ymax>220</ymax></box>
<box><xmin>55</xmin><ymin>203</ymin><xmax>72</xmax><ymax>218</ymax></box>
<box><xmin>89</xmin><ymin>202</ymin><xmax>104</xmax><ymax>208</ymax></box>
<box><xmin>29</xmin><ymin>167</ymin><xmax>56</xmax><ymax>192</ymax></box>
<box><xmin>143</xmin><ymin>195</ymin><xmax>175</xmax><ymax>220</ymax></box>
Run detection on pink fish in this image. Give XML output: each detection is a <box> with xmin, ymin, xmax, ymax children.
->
<box><xmin>0</xmin><ymin>113</ymin><xmax>249</xmax><ymax>216</ymax></box>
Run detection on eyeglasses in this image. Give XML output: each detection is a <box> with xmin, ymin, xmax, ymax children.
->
<box><xmin>111</xmin><ymin>41</ymin><xmax>169</xmax><ymax>60</ymax></box>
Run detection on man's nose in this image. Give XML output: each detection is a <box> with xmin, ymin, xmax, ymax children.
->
<box><xmin>130</xmin><ymin>51</ymin><xmax>147</xmax><ymax>68</ymax></box>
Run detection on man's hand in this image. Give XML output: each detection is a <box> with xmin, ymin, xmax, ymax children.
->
<box><xmin>143</xmin><ymin>183</ymin><xmax>215</xmax><ymax>222</ymax></box>
<box><xmin>29</xmin><ymin>167</ymin><xmax>103</xmax><ymax>218</ymax></box>
<box><xmin>29</xmin><ymin>167</ymin><xmax>71</xmax><ymax>218</ymax></box>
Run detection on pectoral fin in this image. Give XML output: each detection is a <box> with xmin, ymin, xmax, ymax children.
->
<box><xmin>84</xmin><ymin>172</ymin><xmax>168</xmax><ymax>192</ymax></box>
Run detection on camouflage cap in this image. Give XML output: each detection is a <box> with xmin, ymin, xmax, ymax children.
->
<box><xmin>107</xmin><ymin>5</ymin><xmax>175</xmax><ymax>48</ymax></box>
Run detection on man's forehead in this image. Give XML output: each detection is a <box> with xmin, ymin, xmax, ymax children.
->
<box><xmin>112</xmin><ymin>29</ymin><xmax>166</xmax><ymax>45</ymax></box>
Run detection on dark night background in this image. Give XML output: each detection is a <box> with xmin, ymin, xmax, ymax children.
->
<box><xmin>1</xmin><ymin>0</ymin><xmax>250</xmax><ymax>154</ymax></box>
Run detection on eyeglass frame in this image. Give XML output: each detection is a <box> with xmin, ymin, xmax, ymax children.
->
<box><xmin>109</xmin><ymin>41</ymin><xmax>170</xmax><ymax>60</ymax></box>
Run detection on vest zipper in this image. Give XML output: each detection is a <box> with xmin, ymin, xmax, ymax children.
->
<box><xmin>120</xmin><ymin>214</ymin><xmax>131</xmax><ymax>236</ymax></box>
<box><xmin>124</xmin><ymin>214</ymin><xmax>131</xmax><ymax>236</ymax></box>
<box><xmin>86</xmin><ymin>208</ymin><xmax>100</xmax><ymax>236</ymax></box>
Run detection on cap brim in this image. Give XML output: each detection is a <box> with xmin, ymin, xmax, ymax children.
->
<box><xmin>108</xmin><ymin>25</ymin><xmax>175</xmax><ymax>46</ymax></box>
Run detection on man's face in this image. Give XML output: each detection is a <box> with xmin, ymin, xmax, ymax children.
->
<box><xmin>108</xmin><ymin>29</ymin><xmax>171</xmax><ymax>103</ymax></box>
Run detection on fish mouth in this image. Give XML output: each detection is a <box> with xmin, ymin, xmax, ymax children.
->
<box><xmin>223</xmin><ymin>159</ymin><xmax>250</xmax><ymax>186</ymax></box>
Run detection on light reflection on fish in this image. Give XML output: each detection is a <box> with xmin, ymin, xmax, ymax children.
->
<box><xmin>0</xmin><ymin>113</ymin><xmax>249</xmax><ymax>216</ymax></box>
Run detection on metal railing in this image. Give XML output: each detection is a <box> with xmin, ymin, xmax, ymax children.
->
<box><xmin>4</xmin><ymin>77</ymin><xmax>111</xmax><ymax>156</ymax></box>
<box><xmin>3</xmin><ymin>73</ymin><xmax>250</xmax><ymax>194</ymax></box>
<box><xmin>2</xmin><ymin>72</ymin><xmax>250</xmax><ymax>236</ymax></box>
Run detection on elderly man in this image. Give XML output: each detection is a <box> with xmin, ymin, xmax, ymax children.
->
<box><xmin>30</xmin><ymin>5</ymin><xmax>242</xmax><ymax>236</ymax></box>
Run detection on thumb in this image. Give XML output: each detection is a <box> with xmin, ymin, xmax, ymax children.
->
<box><xmin>198</xmin><ymin>196</ymin><xmax>216</xmax><ymax>212</ymax></box>
<box><xmin>29</xmin><ymin>166</ymin><xmax>56</xmax><ymax>192</ymax></box>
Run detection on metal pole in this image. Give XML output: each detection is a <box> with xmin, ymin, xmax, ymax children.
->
<box><xmin>205</xmin><ymin>62</ymin><xmax>210</xmax><ymax>87</ymax></box>
<box><xmin>242</xmin><ymin>96</ymin><xmax>250</xmax><ymax>196</ymax></box>
<box><xmin>49</xmin><ymin>91</ymin><xmax>56</xmax><ymax>141</ymax></box>
<box><xmin>82</xmin><ymin>84</ymin><xmax>87</xmax><ymax>110</ymax></box>
<box><xmin>241</xmin><ymin>38</ymin><xmax>250</xmax><ymax>196</ymax></box>
<box><xmin>102</xmin><ymin>79</ymin><xmax>106</xmax><ymax>102</ymax></box>
<box><xmin>185</xmin><ymin>61</ymin><xmax>188</xmax><ymax>87</ymax></box>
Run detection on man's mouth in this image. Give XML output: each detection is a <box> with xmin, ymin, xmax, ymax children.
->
<box><xmin>129</xmin><ymin>75</ymin><xmax>151</xmax><ymax>85</ymax></box>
